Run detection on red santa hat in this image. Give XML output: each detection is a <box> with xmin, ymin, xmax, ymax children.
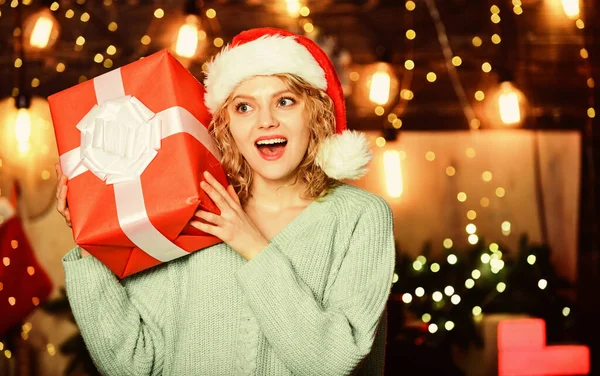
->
<box><xmin>203</xmin><ymin>27</ymin><xmax>371</xmax><ymax>180</ymax></box>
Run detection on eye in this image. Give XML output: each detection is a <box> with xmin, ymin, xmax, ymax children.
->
<box><xmin>235</xmin><ymin>102</ymin><xmax>253</xmax><ymax>113</ymax></box>
<box><xmin>278</xmin><ymin>97</ymin><xmax>296</xmax><ymax>107</ymax></box>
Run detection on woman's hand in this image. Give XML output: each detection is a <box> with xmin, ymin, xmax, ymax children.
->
<box><xmin>191</xmin><ymin>171</ymin><xmax>269</xmax><ymax>261</ymax></box>
<box><xmin>55</xmin><ymin>163</ymin><xmax>92</xmax><ymax>258</ymax></box>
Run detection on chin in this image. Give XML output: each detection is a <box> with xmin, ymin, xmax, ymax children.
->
<box><xmin>252</xmin><ymin>164</ymin><xmax>300</xmax><ymax>184</ymax></box>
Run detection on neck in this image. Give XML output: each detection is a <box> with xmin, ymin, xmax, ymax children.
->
<box><xmin>246</xmin><ymin>173</ymin><xmax>309</xmax><ymax>212</ymax></box>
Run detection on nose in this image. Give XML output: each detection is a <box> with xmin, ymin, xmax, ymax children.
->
<box><xmin>257</xmin><ymin>106</ymin><xmax>279</xmax><ymax>129</ymax></box>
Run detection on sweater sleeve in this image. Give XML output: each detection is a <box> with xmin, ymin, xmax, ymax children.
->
<box><xmin>62</xmin><ymin>246</ymin><xmax>166</xmax><ymax>376</ymax></box>
<box><xmin>235</xmin><ymin>196</ymin><xmax>395</xmax><ymax>376</ymax></box>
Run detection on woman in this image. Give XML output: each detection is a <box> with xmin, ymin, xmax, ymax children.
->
<box><xmin>56</xmin><ymin>27</ymin><xmax>395</xmax><ymax>375</ymax></box>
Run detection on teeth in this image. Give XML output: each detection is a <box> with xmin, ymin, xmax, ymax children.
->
<box><xmin>256</xmin><ymin>138</ymin><xmax>287</xmax><ymax>145</ymax></box>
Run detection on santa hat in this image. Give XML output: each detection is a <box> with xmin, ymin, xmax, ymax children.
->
<box><xmin>204</xmin><ymin>27</ymin><xmax>371</xmax><ymax>180</ymax></box>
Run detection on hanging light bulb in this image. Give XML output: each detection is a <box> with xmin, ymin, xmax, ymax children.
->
<box><xmin>497</xmin><ymin>81</ymin><xmax>526</xmax><ymax>126</ymax></box>
<box><xmin>369</xmin><ymin>71</ymin><xmax>392</xmax><ymax>105</ymax></box>
<box><xmin>561</xmin><ymin>0</ymin><xmax>580</xmax><ymax>19</ymax></box>
<box><xmin>383</xmin><ymin>150</ymin><xmax>403</xmax><ymax>198</ymax></box>
<box><xmin>285</xmin><ymin>0</ymin><xmax>302</xmax><ymax>17</ymax></box>
<box><xmin>23</xmin><ymin>9</ymin><xmax>60</xmax><ymax>50</ymax></box>
<box><xmin>16</xmin><ymin>109</ymin><xmax>32</xmax><ymax>153</ymax></box>
<box><xmin>352</xmin><ymin>62</ymin><xmax>399</xmax><ymax>116</ymax></box>
<box><xmin>175</xmin><ymin>15</ymin><xmax>201</xmax><ymax>58</ymax></box>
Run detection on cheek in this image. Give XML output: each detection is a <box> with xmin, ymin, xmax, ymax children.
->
<box><xmin>228</xmin><ymin>120</ymin><xmax>251</xmax><ymax>151</ymax></box>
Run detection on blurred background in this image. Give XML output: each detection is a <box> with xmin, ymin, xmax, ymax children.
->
<box><xmin>0</xmin><ymin>0</ymin><xmax>598</xmax><ymax>375</ymax></box>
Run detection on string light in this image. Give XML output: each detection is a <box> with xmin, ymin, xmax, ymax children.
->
<box><xmin>402</xmin><ymin>293</ymin><xmax>413</xmax><ymax>303</ymax></box>
<box><xmin>466</xmin><ymin>223</ymin><xmax>477</xmax><ymax>234</ymax></box>
<box><xmin>465</xmin><ymin>278</ymin><xmax>475</xmax><ymax>288</ymax></box>
<box><xmin>472</xmin><ymin>36</ymin><xmax>482</xmax><ymax>47</ymax></box>
<box><xmin>527</xmin><ymin>254</ymin><xmax>536</xmax><ymax>265</ymax></box>
<box><xmin>538</xmin><ymin>279</ymin><xmax>548</xmax><ymax>290</ymax></box>
<box><xmin>424</xmin><ymin>0</ymin><xmax>477</xmax><ymax>128</ymax></box>
<box><xmin>299</xmin><ymin>6</ymin><xmax>310</xmax><ymax>16</ymax></box>
<box><xmin>422</xmin><ymin>313</ymin><xmax>431</xmax><ymax>323</ymax></box>
<box><xmin>154</xmin><ymin>8</ymin><xmax>164</xmax><ymax>18</ymax></box>
<box><xmin>513</xmin><ymin>6</ymin><xmax>523</xmax><ymax>15</ymax></box>
<box><xmin>450</xmin><ymin>295</ymin><xmax>461</xmax><ymax>305</ymax></box>
<box><xmin>432</xmin><ymin>291</ymin><xmax>443</xmax><ymax>302</ymax></box>
<box><xmin>444</xmin><ymin>286</ymin><xmax>455</xmax><ymax>296</ymax></box>
<box><xmin>428</xmin><ymin>323</ymin><xmax>438</xmax><ymax>333</ymax></box>
<box><xmin>457</xmin><ymin>192</ymin><xmax>467</xmax><ymax>202</ymax></box>
<box><xmin>426</xmin><ymin>72</ymin><xmax>437</xmax><ymax>82</ymax></box>
<box><xmin>446</xmin><ymin>166</ymin><xmax>456</xmax><ymax>176</ymax></box>
<box><xmin>497</xmin><ymin>282</ymin><xmax>506</xmax><ymax>292</ymax></box>
<box><xmin>206</xmin><ymin>8</ymin><xmax>216</xmax><ymax>18</ymax></box>
<box><xmin>430</xmin><ymin>263</ymin><xmax>440</xmax><ymax>272</ymax></box>
<box><xmin>413</xmin><ymin>260</ymin><xmax>423</xmax><ymax>271</ymax></box>
<box><xmin>467</xmin><ymin>210</ymin><xmax>477</xmax><ymax>219</ymax></box>
<box><xmin>445</xmin><ymin>321</ymin><xmax>455</xmax><ymax>330</ymax></box>
<box><xmin>415</xmin><ymin>287</ymin><xmax>425</xmax><ymax>297</ymax></box>
<box><xmin>443</xmin><ymin>238</ymin><xmax>453</xmax><ymax>248</ymax></box>
<box><xmin>425</xmin><ymin>151</ymin><xmax>435</xmax><ymax>161</ymax></box>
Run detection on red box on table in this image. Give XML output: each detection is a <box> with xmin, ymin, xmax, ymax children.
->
<box><xmin>48</xmin><ymin>50</ymin><xmax>227</xmax><ymax>278</ymax></box>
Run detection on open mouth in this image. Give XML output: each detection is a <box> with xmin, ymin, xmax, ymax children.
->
<box><xmin>255</xmin><ymin>138</ymin><xmax>288</xmax><ymax>158</ymax></box>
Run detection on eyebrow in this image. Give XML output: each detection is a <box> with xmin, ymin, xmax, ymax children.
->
<box><xmin>231</xmin><ymin>90</ymin><xmax>294</xmax><ymax>102</ymax></box>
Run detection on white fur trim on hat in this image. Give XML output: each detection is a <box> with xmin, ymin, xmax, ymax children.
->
<box><xmin>204</xmin><ymin>35</ymin><xmax>327</xmax><ymax>114</ymax></box>
<box><xmin>315</xmin><ymin>130</ymin><xmax>372</xmax><ymax>180</ymax></box>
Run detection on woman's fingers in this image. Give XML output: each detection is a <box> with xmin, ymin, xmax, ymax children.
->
<box><xmin>203</xmin><ymin>171</ymin><xmax>239</xmax><ymax>210</ymax></box>
<box><xmin>64</xmin><ymin>207</ymin><xmax>72</xmax><ymax>228</ymax></box>
<box><xmin>194</xmin><ymin>209</ymin><xmax>223</xmax><ymax>226</ymax></box>
<box><xmin>189</xmin><ymin>220</ymin><xmax>219</xmax><ymax>236</ymax></box>
<box><xmin>57</xmin><ymin>185</ymin><xmax>68</xmax><ymax>213</ymax></box>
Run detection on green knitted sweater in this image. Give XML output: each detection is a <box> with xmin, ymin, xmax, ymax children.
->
<box><xmin>62</xmin><ymin>184</ymin><xmax>395</xmax><ymax>376</ymax></box>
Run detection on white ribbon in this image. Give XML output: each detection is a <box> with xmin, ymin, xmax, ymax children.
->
<box><xmin>60</xmin><ymin>68</ymin><xmax>220</xmax><ymax>262</ymax></box>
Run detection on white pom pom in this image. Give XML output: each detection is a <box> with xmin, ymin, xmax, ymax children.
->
<box><xmin>315</xmin><ymin>130</ymin><xmax>372</xmax><ymax>180</ymax></box>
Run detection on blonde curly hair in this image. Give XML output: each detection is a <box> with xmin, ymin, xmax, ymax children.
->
<box><xmin>208</xmin><ymin>73</ymin><xmax>340</xmax><ymax>205</ymax></box>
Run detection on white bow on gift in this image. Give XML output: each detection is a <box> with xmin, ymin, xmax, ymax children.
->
<box><xmin>77</xmin><ymin>96</ymin><xmax>162</xmax><ymax>185</ymax></box>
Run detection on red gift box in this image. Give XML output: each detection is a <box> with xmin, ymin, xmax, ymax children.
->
<box><xmin>48</xmin><ymin>50</ymin><xmax>226</xmax><ymax>278</ymax></box>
